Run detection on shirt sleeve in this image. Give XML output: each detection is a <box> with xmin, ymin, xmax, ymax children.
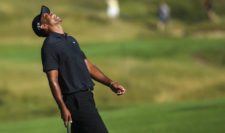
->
<box><xmin>41</xmin><ymin>44</ymin><xmax>59</xmax><ymax>72</ymax></box>
<box><xmin>80</xmin><ymin>50</ymin><xmax>87</xmax><ymax>59</ymax></box>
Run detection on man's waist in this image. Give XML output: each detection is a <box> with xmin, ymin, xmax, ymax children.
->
<box><xmin>63</xmin><ymin>87</ymin><xmax>93</xmax><ymax>96</ymax></box>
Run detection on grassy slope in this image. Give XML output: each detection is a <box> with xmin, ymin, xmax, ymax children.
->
<box><xmin>0</xmin><ymin>0</ymin><xmax>225</xmax><ymax>43</ymax></box>
<box><xmin>0</xmin><ymin>98</ymin><xmax>225</xmax><ymax>133</ymax></box>
<box><xmin>0</xmin><ymin>38</ymin><xmax>225</xmax><ymax>120</ymax></box>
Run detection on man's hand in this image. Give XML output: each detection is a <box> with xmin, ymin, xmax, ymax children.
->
<box><xmin>46</xmin><ymin>70</ymin><xmax>73</xmax><ymax>128</ymax></box>
<box><xmin>109</xmin><ymin>82</ymin><xmax>126</xmax><ymax>95</ymax></box>
<box><xmin>61</xmin><ymin>107</ymin><xmax>72</xmax><ymax>127</ymax></box>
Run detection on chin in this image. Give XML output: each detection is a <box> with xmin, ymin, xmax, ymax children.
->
<box><xmin>58</xmin><ymin>18</ymin><xmax>62</xmax><ymax>22</ymax></box>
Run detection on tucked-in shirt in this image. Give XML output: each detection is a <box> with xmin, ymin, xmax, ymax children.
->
<box><xmin>41</xmin><ymin>32</ymin><xmax>94</xmax><ymax>95</ymax></box>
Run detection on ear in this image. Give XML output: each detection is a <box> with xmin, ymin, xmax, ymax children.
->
<box><xmin>40</xmin><ymin>24</ymin><xmax>48</xmax><ymax>31</ymax></box>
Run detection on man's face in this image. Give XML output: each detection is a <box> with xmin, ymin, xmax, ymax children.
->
<box><xmin>40</xmin><ymin>12</ymin><xmax>62</xmax><ymax>28</ymax></box>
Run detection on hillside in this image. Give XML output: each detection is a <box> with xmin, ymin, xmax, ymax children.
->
<box><xmin>0</xmin><ymin>0</ymin><xmax>225</xmax><ymax>43</ymax></box>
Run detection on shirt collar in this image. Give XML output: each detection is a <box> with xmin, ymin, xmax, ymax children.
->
<box><xmin>49</xmin><ymin>32</ymin><xmax>68</xmax><ymax>38</ymax></box>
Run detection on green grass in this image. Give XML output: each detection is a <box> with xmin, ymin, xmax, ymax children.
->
<box><xmin>0</xmin><ymin>0</ymin><xmax>225</xmax><ymax>130</ymax></box>
<box><xmin>104</xmin><ymin>98</ymin><xmax>225</xmax><ymax>133</ymax></box>
<box><xmin>0</xmin><ymin>98</ymin><xmax>225</xmax><ymax>133</ymax></box>
<box><xmin>83</xmin><ymin>38</ymin><xmax>225</xmax><ymax>64</ymax></box>
<box><xmin>0</xmin><ymin>38</ymin><xmax>225</xmax><ymax>121</ymax></box>
<box><xmin>1</xmin><ymin>38</ymin><xmax>225</xmax><ymax>64</ymax></box>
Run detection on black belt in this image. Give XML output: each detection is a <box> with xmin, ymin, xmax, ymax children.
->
<box><xmin>63</xmin><ymin>87</ymin><xmax>93</xmax><ymax>96</ymax></box>
<box><xmin>80</xmin><ymin>88</ymin><xmax>92</xmax><ymax>92</ymax></box>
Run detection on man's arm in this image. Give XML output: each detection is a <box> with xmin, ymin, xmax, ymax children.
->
<box><xmin>84</xmin><ymin>59</ymin><xmax>126</xmax><ymax>95</ymax></box>
<box><xmin>46</xmin><ymin>70</ymin><xmax>72</xmax><ymax>127</ymax></box>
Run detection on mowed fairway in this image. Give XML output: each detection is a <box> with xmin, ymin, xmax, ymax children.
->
<box><xmin>0</xmin><ymin>98</ymin><xmax>225</xmax><ymax>133</ymax></box>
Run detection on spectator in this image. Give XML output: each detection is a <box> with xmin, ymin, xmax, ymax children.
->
<box><xmin>157</xmin><ymin>1</ymin><xmax>170</xmax><ymax>31</ymax></box>
<box><xmin>106</xmin><ymin>0</ymin><xmax>120</xmax><ymax>19</ymax></box>
<box><xmin>204</xmin><ymin>0</ymin><xmax>219</xmax><ymax>22</ymax></box>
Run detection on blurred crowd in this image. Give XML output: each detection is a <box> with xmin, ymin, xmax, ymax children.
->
<box><xmin>105</xmin><ymin>0</ymin><xmax>220</xmax><ymax>31</ymax></box>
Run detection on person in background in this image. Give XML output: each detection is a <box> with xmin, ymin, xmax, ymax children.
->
<box><xmin>106</xmin><ymin>0</ymin><xmax>120</xmax><ymax>19</ymax></box>
<box><xmin>204</xmin><ymin>0</ymin><xmax>219</xmax><ymax>22</ymax></box>
<box><xmin>157</xmin><ymin>1</ymin><xmax>170</xmax><ymax>31</ymax></box>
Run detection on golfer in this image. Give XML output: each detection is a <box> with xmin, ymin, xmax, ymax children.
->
<box><xmin>32</xmin><ymin>5</ymin><xmax>126</xmax><ymax>133</ymax></box>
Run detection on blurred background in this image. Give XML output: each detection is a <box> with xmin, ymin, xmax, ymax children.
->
<box><xmin>0</xmin><ymin>0</ymin><xmax>225</xmax><ymax>133</ymax></box>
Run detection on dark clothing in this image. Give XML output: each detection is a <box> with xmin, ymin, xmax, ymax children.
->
<box><xmin>41</xmin><ymin>32</ymin><xmax>94</xmax><ymax>95</ymax></box>
<box><xmin>63</xmin><ymin>90</ymin><xmax>108</xmax><ymax>133</ymax></box>
<box><xmin>41</xmin><ymin>32</ymin><xmax>108</xmax><ymax>133</ymax></box>
<box><xmin>205</xmin><ymin>0</ymin><xmax>213</xmax><ymax>11</ymax></box>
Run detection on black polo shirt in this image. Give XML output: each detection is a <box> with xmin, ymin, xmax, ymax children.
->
<box><xmin>41</xmin><ymin>32</ymin><xmax>94</xmax><ymax>95</ymax></box>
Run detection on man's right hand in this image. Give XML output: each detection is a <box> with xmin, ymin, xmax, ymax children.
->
<box><xmin>46</xmin><ymin>70</ymin><xmax>73</xmax><ymax>128</ymax></box>
<box><xmin>61</xmin><ymin>107</ymin><xmax>72</xmax><ymax>127</ymax></box>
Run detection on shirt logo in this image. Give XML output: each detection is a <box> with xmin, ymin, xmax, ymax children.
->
<box><xmin>72</xmin><ymin>41</ymin><xmax>76</xmax><ymax>44</ymax></box>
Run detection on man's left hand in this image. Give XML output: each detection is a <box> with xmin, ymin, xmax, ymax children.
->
<box><xmin>109</xmin><ymin>82</ymin><xmax>126</xmax><ymax>96</ymax></box>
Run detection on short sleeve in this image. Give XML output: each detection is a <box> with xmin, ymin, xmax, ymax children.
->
<box><xmin>41</xmin><ymin>45</ymin><xmax>59</xmax><ymax>72</ymax></box>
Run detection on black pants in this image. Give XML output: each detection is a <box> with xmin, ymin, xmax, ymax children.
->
<box><xmin>63</xmin><ymin>90</ymin><xmax>108</xmax><ymax>133</ymax></box>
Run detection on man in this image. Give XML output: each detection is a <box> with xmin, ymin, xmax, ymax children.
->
<box><xmin>106</xmin><ymin>0</ymin><xmax>120</xmax><ymax>19</ymax></box>
<box><xmin>32</xmin><ymin>5</ymin><xmax>126</xmax><ymax>133</ymax></box>
<box><xmin>157</xmin><ymin>1</ymin><xmax>170</xmax><ymax>31</ymax></box>
<box><xmin>204</xmin><ymin>0</ymin><xmax>219</xmax><ymax>22</ymax></box>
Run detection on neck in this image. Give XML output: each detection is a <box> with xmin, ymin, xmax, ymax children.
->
<box><xmin>49</xmin><ymin>24</ymin><xmax>64</xmax><ymax>35</ymax></box>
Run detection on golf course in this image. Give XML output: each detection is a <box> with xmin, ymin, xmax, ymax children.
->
<box><xmin>0</xmin><ymin>0</ymin><xmax>225</xmax><ymax>133</ymax></box>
